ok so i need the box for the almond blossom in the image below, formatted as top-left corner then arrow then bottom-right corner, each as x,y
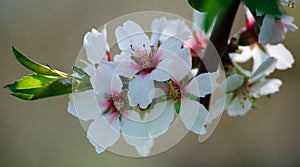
114,20 -> 190,109
224,57 -> 282,116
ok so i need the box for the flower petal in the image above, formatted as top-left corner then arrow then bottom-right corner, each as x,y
67,90 -> 100,121
266,44 -> 294,70
224,74 -> 244,92
128,74 -> 154,109
229,46 -> 252,63
150,17 -> 168,46
250,57 -> 277,83
87,114 -> 121,153
227,97 -> 252,117
252,45 -> 269,72
84,28 -> 107,65
250,78 -> 282,97
258,14 -> 275,44
205,96 -> 226,124
159,31 -> 190,54
146,102 -> 174,138
185,72 -> 219,97
94,61 -> 123,95
115,20 -> 151,51
179,98 -> 208,134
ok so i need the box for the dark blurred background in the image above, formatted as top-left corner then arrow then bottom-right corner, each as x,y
1,0 -> 300,166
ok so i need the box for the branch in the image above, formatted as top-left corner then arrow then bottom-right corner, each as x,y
198,0 -> 241,109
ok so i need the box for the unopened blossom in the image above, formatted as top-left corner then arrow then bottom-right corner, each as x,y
114,20 -> 190,109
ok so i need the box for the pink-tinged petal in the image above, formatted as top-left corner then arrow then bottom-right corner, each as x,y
250,57 -> 277,83
179,98 -> 208,134
250,78 -> 282,97
266,44 -> 295,70
114,54 -> 140,78
244,6 -> 256,28
84,28 -> 107,65
229,46 -> 252,63
94,61 -> 122,95
68,90 -> 100,121
224,74 -> 244,92
150,17 -> 168,46
87,114 -> 121,153
115,21 -> 151,51
185,72 -> 219,97
252,45 -> 269,72
227,97 -> 252,117
258,14 -> 275,44
268,21 -> 285,44
281,15 -> 298,32
128,74 -> 154,109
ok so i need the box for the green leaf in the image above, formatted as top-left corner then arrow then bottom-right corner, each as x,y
188,0 -> 233,32
243,0 -> 281,16
12,47 -> 68,77
174,100 -> 181,114
5,73 -> 92,100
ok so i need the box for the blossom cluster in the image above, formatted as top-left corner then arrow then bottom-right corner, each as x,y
68,18 -> 219,156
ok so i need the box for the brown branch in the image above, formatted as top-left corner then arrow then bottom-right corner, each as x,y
197,0 -> 241,109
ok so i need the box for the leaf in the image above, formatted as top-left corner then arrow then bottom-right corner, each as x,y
174,100 -> 181,114
243,0 -> 281,16
12,47 -> 68,77
5,74 -> 92,100
188,0 -> 233,32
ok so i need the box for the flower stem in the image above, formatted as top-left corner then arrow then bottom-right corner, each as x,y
197,0 -> 241,109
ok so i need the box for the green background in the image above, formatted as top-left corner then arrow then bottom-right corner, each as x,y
1,0 -> 300,166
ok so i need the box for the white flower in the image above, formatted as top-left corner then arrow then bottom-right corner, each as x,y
68,27 -> 110,120
225,57 -> 282,116
258,12 -> 298,45
229,43 -> 294,71
114,20 -> 190,109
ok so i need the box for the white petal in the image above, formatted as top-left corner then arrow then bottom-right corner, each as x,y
150,17 -> 168,46
179,99 -> 208,134
87,114 -> 121,153
146,102 -> 174,138
128,74 -> 154,109
68,90 -> 100,121
250,78 -> 282,97
229,46 -> 252,63
227,97 -> 252,117
258,14 -> 275,44
134,138 -> 154,157
159,31 -> 190,54
281,15 -> 298,32
150,68 -> 171,82
114,53 -> 140,78
252,45 -> 269,72
121,110 -> 154,156
225,74 -> 244,92
250,57 -> 277,83
115,20 -> 151,51
177,47 -> 192,69
84,28 -> 107,64
160,19 -> 191,42
206,96 -> 226,124
185,72 -> 219,97
94,61 -> 123,95
266,44 -> 295,70
156,54 -> 190,82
